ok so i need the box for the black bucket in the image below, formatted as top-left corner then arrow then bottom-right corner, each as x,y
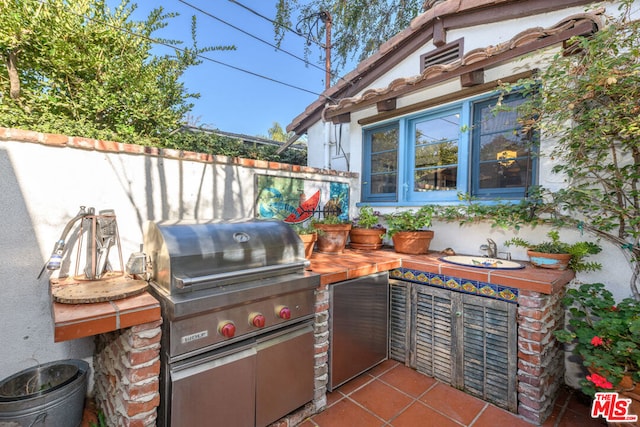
0,359 -> 88,427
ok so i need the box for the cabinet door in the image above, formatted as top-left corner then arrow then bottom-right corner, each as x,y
390,280 -> 517,412
459,294 -> 517,411
389,280 -> 411,364
413,285 -> 455,384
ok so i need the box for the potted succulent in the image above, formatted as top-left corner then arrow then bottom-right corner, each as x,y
384,205 -> 435,255
554,283 -> 640,411
289,222 -> 317,259
504,230 -> 601,272
312,214 -> 352,254
349,205 -> 386,250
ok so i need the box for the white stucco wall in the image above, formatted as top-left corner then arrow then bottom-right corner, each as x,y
302,1 -> 637,303
0,136 -> 356,382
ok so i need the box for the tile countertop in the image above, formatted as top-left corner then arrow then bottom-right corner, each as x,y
308,248 -> 575,295
51,248 -> 573,343
50,276 -> 161,343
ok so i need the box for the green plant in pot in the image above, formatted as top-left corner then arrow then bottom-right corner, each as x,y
349,205 -> 386,251
554,283 -> 640,408
289,222 -> 317,259
504,230 -> 601,272
312,212 -> 351,255
384,205 -> 435,255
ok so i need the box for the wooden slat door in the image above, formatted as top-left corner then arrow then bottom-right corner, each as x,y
389,279 -> 517,412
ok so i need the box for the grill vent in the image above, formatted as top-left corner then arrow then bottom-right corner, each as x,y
421,38 -> 463,72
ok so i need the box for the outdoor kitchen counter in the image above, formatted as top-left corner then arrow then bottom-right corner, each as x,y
308,248 -> 575,294
50,276 -> 161,342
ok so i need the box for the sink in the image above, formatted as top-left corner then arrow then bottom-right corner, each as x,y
440,255 -> 524,270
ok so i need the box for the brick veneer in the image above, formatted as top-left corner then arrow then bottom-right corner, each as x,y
517,289 -> 566,424
93,320 -> 163,427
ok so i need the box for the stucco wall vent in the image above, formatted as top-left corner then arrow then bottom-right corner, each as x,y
420,38 -> 463,72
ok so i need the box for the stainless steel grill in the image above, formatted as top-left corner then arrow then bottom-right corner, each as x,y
143,219 -> 319,427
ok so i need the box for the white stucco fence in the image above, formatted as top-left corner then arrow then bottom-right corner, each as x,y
0,132 -> 356,382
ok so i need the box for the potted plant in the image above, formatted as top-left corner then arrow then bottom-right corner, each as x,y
349,205 -> 386,250
312,214 -> 352,254
290,222 -> 317,259
384,205 -> 435,254
504,230 -> 601,272
554,283 -> 640,411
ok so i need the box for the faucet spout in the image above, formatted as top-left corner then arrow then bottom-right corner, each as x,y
486,238 -> 497,258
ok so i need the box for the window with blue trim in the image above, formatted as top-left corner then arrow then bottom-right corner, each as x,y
361,92 -> 537,204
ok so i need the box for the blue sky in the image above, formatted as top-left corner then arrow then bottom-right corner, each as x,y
110,1 -> 331,137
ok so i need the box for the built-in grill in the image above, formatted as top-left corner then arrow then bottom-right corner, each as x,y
143,219 -> 320,427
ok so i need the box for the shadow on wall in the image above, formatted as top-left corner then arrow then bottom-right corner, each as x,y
0,148 -> 93,381
107,153 -> 252,235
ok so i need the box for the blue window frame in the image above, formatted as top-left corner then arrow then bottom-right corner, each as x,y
361,91 -> 537,204
362,122 -> 399,202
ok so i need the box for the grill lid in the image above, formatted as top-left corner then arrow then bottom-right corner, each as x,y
143,219 -> 307,294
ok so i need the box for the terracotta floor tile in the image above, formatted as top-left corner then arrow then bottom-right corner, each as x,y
367,359 -> 400,378
379,365 -> 437,398
297,419 -> 317,427
350,379 -> 414,421
558,407 -> 607,427
472,405 -> 535,427
420,382 -> 486,425
326,389 -> 345,407
389,401 -> 462,427
310,398 -> 384,427
334,372 -> 375,395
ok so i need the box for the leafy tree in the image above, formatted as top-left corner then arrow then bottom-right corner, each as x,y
501,1 -> 640,299
0,0 -> 232,144
274,0 -> 423,77
267,121 -> 292,142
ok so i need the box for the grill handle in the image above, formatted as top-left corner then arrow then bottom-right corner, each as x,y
174,260 -> 310,289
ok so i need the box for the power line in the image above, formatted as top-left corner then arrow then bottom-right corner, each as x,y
177,0 -> 329,75
60,4 -> 333,100
227,0 -> 320,46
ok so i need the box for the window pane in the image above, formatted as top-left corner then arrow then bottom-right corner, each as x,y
371,173 -> 397,194
416,114 -> 459,143
371,151 -> 397,173
416,141 -> 458,168
478,157 -> 533,189
478,131 -> 530,162
364,125 -> 399,201
372,128 -> 399,152
472,94 -> 537,197
413,113 -> 459,193
415,166 -> 458,191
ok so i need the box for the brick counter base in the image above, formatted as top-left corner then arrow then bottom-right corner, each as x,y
94,320 -> 162,427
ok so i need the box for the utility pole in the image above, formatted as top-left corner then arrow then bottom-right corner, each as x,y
320,11 -> 332,90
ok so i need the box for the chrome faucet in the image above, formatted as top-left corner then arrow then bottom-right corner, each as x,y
480,238 -> 498,258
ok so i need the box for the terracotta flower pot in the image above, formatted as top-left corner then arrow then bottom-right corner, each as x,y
527,250 -> 572,270
298,232 -> 317,259
349,228 -> 386,251
391,230 -> 434,255
313,223 -> 352,254
611,375 -> 640,427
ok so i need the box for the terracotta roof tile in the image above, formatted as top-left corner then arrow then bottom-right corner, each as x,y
286,0 -> 601,134
324,10 -> 603,117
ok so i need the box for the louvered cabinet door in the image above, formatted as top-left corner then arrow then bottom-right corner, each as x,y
389,280 -> 411,364
459,294 -> 518,412
413,285 -> 454,384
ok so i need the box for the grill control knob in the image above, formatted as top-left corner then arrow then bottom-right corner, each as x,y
276,306 -> 291,320
250,313 -> 266,328
218,321 -> 236,338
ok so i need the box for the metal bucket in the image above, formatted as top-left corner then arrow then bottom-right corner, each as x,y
0,359 -> 88,427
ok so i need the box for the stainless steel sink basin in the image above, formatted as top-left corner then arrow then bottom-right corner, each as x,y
440,255 -> 524,270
